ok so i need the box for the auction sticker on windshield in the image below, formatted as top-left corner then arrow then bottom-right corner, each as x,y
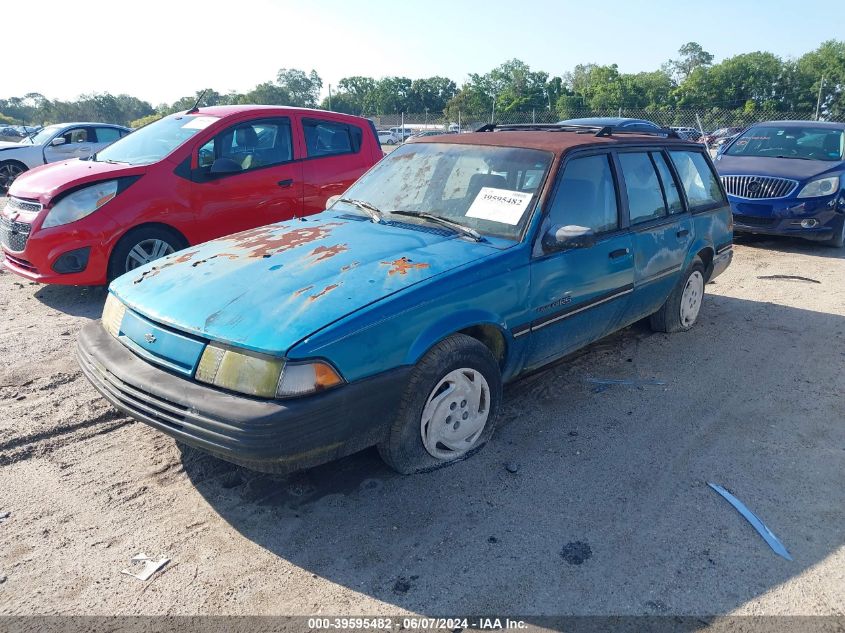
181,116 -> 219,130
465,187 -> 533,225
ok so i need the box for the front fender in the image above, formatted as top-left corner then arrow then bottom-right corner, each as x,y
405,309 -> 508,366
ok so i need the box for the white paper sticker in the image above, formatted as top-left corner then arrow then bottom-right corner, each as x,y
465,187 -> 533,225
182,116 -> 219,130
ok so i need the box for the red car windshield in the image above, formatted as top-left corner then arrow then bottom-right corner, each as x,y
94,113 -> 220,166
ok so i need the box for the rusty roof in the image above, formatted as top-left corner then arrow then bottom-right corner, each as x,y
409,130 -> 698,155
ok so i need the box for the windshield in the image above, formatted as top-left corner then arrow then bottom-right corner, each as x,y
726,125 -> 844,161
29,125 -> 62,145
94,113 -> 220,165
336,142 -> 553,240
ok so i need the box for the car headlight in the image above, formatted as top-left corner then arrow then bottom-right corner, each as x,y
797,176 -> 840,199
42,180 -> 118,228
195,343 -> 343,399
102,293 -> 127,338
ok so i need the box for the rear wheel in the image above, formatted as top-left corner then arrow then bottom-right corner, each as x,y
108,226 -> 187,281
650,258 -> 707,333
0,161 -> 27,192
378,334 -> 502,474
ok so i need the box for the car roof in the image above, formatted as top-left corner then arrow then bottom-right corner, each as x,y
408,129 -> 696,155
190,105 -> 369,121
753,120 -> 845,130
43,122 -> 130,129
558,117 -> 659,127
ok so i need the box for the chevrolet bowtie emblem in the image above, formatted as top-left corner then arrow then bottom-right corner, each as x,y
144,333 -> 156,343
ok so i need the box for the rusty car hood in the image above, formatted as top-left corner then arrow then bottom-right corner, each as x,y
109,213 -> 501,355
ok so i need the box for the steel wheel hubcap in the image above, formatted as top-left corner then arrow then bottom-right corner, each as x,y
680,270 -> 704,327
420,368 -> 490,460
125,239 -> 175,271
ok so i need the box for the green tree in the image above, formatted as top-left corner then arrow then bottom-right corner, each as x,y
796,40 -> 845,117
276,69 -> 322,107
669,42 -> 714,82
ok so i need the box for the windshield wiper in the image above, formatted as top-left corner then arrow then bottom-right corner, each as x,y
337,198 -> 384,223
774,155 -> 811,160
391,210 -> 485,242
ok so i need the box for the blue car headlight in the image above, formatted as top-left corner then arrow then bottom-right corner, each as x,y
796,176 -> 839,199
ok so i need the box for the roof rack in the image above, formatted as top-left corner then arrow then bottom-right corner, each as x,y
474,122 -> 680,139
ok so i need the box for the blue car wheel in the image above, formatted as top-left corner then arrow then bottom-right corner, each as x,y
378,333 -> 502,474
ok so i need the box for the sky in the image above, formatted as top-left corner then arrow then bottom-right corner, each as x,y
4,0 -> 844,105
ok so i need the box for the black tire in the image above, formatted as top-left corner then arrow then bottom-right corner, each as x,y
108,226 -> 187,281
0,160 -> 27,192
378,333 -> 502,474
650,257 -> 707,334
826,215 -> 845,248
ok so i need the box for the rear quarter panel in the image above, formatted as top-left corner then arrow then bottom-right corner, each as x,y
688,204 -> 733,276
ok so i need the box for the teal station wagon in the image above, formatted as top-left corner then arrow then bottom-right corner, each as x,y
78,123 -> 733,474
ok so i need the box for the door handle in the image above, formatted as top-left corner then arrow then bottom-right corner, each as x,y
277,179 -> 294,188
609,248 -> 630,259
677,229 -> 690,238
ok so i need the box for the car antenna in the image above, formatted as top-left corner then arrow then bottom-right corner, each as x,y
185,90 -> 207,115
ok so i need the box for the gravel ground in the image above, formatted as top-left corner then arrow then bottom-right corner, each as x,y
0,235 -> 843,617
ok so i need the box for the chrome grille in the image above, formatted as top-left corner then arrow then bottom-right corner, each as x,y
0,215 -> 31,251
720,175 -> 797,200
5,196 -> 43,213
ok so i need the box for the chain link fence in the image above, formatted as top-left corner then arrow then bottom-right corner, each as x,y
368,107 -> 837,135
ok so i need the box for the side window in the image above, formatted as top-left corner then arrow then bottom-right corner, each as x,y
198,118 -> 292,172
547,154 -> 618,233
668,150 -> 726,210
303,119 -> 362,157
61,128 -> 89,144
94,127 -> 121,144
619,152 -> 667,225
650,151 -> 683,214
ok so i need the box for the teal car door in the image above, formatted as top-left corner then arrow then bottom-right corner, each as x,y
523,151 -> 635,370
617,149 -> 692,320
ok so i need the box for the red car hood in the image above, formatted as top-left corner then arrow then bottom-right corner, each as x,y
9,159 -> 147,206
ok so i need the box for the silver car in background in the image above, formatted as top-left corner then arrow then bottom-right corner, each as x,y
0,122 -> 131,191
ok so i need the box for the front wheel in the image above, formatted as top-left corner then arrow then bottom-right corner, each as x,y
0,161 -> 27,192
108,226 -> 187,281
378,334 -> 502,474
650,258 -> 707,333
826,216 -> 845,248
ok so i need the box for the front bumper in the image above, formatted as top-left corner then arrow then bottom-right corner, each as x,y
77,321 -> 410,473
729,194 -> 843,241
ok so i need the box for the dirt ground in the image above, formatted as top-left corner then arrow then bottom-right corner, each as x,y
0,235 -> 843,618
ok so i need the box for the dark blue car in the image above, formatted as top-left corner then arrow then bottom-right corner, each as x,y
715,121 -> 845,247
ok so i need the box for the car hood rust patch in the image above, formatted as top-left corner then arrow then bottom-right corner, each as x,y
110,214 -> 499,355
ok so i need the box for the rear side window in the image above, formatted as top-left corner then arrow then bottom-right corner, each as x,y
303,119 -> 362,157
619,152 -> 667,225
547,154 -> 618,233
94,127 -> 121,143
651,152 -> 684,214
669,151 -> 726,210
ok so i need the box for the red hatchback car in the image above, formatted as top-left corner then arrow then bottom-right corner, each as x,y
0,106 -> 382,285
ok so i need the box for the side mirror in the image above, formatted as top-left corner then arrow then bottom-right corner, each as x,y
542,224 -> 596,252
50,137 -> 66,146
325,194 -> 341,210
209,157 -> 242,174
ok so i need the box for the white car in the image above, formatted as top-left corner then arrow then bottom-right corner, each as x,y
377,130 -> 400,145
388,126 -> 415,142
0,122 -> 131,191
